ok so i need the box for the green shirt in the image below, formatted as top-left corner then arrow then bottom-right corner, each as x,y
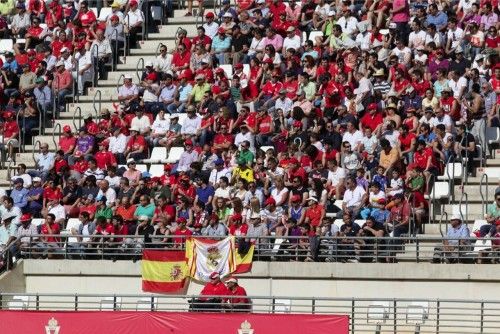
95,207 -> 113,220
487,204 -> 500,218
299,81 -> 316,101
0,0 -> 14,16
190,83 -> 211,103
238,150 -> 254,166
134,203 -> 156,218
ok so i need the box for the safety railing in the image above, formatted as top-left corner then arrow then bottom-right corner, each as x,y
459,191 -> 469,223
136,57 -> 144,81
1,293 -> 500,334
36,89 -> 51,135
93,89 -> 102,121
116,73 -> 125,93
15,110 -> 24,153
52,75 -> 60,121
10,235 -> 500,264
31,140 -> 41,168
51,123 -> 61,153
91,44 -> 99,89
174,27 -> 183,48
479,173 -> 489,217
74,61 -> 80,103
72,106 -> 83,130
438,212 -> 448,237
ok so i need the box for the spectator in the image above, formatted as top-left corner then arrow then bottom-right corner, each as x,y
433,215 -> 470,263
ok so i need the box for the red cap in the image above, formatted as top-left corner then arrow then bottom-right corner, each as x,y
263,58 -> 273,64
63,125 -> 71,133
232,213 -> 243,221
74,151 -> 83,158
218,27 -> 226,34
27,49 -> 36,56
291,194 -> 301,202
98,140 -> 109,147
215,67 -> 225,74
163,164 -> 172,171
110,14 -> 119,21
209,213 -> 219,221
292,120 -> 302,128
177,217 -> 187,224
289,157 -> 299,164
368,103 -> 377,111
184,139 -> 193,146
495,220 -> 500,226
265,197 -> 276,206
146,72 -> 157,81
377,198 -> 387,204
3,111 -> 13,118
129,0 -> 138,6
20,213 -> 32,222
205,11 -> 215,18
234,63 -> 243,69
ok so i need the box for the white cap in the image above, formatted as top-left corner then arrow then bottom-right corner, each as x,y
124,73 -> 133,79
223,12 -> 233,18
55,60 -> 65,67
169,114 -> 179,120
145,60 -> 153,67
450,214 -> 462,221
126,158 -> 135,164
388,22 -> 397,29
32,177 -> 42,182
138,215 -> 149,221
328,10 -> 335,16
226,277 -> 238,284
60,47 -> 69,53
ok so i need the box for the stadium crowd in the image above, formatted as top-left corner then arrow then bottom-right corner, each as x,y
0,0 -> 499,265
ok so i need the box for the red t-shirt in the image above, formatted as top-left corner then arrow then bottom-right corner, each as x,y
226,286 -> 250,304
40,222 -> 60,242
172,51 -> 191,68
95,151 -> 117,169
59,136 -> 77,152
27,26 -> 43,38
44,186 -> 63,202
257,114 -> 272,134
71,160 -> 89,174
4,121 -> 19,138
174,228 -> 193,243
282,80 -> 298,99
261,81 -> 283,96
213,133 -> 234,147
398,132 -> 416,151
200,281 -> 230,298
412,80 -> 431,97
126,135 -> 147,151
360,112 -> 383,131
229,223 -> 249,236
79,10 -> 97,26
413,147 -> 434,170
54,158 -> 68,173
305,204 -> 324,227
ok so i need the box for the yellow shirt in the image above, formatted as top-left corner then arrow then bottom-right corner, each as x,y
232,167 -> 254,183
0,0 -> 14,15
190,83 -> 210,103
379,148 -> 399,170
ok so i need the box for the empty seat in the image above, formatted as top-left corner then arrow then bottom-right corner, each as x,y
354,219 -> 367,228
149,164 -> 165,177
424,182 -> 449,200
473,239 -> 492,253
135,164 -> 148,173
165,147 -> 184,163
31,218 -> 45,226
406,301 -> 429,323
142,147 -> 167,163
437,163 -> 463,181
477,167 -> 500,179
100,297 -> 122,311
333,219 -> 344,230
219,64 -> 233,78
0,39 -> 13,52
98,7 -> 112,21
367,301 -> 390,323
8,295 -> 30,310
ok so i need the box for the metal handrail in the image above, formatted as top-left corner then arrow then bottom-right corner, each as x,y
37,90 -> 47,135
74,61 -> 80,103
479,173 -> 489,217
116,73 -> 125,93
52,123 -> 61,153
136,57 -> 144,82
427,173 -> 436,226
91,43 -> 99,89
15,109 -> 24,153
31,140 -> 41,168
72,106 -> 82,130
438,211 -> 448,237
458,192 -> 469,223
142,2 -> 147,41
174,27 -> 182,48
52,74 -> 60,121
93,89 -> 102,121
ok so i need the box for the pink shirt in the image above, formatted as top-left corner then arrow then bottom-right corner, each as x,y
392,0 -> 409,23
263,34 -> 284,51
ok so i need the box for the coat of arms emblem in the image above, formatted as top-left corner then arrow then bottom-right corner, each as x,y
170,264 -> 183,280
238,320 -> 254,334
207,245 -> 222,269
45,317 -> 60,334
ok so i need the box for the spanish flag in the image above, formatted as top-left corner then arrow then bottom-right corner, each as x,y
141,250 -> 188,293
234,243 -> 255,274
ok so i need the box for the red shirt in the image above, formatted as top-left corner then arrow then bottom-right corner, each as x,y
398,132 -> 416,152
288,167 -> 307,184
126,135 -> 147,152
173,228 -> 193,243
44,186 -> 63,202
282,80 -> 298,99
173,184 -> 196,204
59,136 -> 76,153
226,286 -> 250,304
413,147 -> 434,170
40,222 -> 60,242
394,78 -> 410,94
229,223 -> 249,236
54,158 -> 68,173
4,121 -> 19,138
412,80 -> 431,97
213,133 -> 234,147
115,204 -> 137,221
261,81 -> 283,96
305,204 -> 324,227
95,151 -> 117,169
360,112 -> 383,131
85,121 -> 99,136
257,114 -> 272,134
27,26 -> 44,38
191,35 -> 212,50
96,223 -> 114,235
172,51 -> 191,68
78,10 -> 97,26
79,204 -> 97,217
71,160 -> 89,174
200,281 -> 230,298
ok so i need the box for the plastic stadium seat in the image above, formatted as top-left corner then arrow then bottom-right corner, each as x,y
406,301 -> 429,323
354,220 -> 367,228
243,64 -> 250,77
477,167 -> 500,179
177,113 -> 188,125
473,239 -> 492,253
219,64 -> 233,78
100,297 -> 122,311
142,147 -> 167,163
437,163 -> 463,181
165,147 -> 184,163
0,39 -> 13,52
274,299 -> 291,313
136,297 -> 158,311
8,296 -> 30,310
135,164 -> 148,173
151,6 -> 163,20
149,164 -> 164,177
424,182 -> 449,200
470,220 -> 488,237
98,7 -> 112,21
367,301 -> 390,323
31,218 -> 44,226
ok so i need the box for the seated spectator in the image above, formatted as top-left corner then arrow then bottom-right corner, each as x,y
433,215 -> 471,263
34,214 -> 61,259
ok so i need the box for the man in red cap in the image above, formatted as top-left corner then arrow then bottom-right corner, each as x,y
225,277 -> 250,312
203,11 -> 219,39
173,217 -> 192,246
58,125 -> 76,158
173,173 -> 196,204
15,213 -> 38,253
176,138 -> 199,173
255,70 -> 284,109
191,272 -> 230,311
212,27 -> 231,65
191,26 -> 212,52
360,103 -> 383,133
95,141 -> 117,170
285,157 -> 306,187
124,0 -> 143,49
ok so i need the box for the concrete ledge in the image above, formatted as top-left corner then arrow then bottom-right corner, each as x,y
23,260 -> 500,282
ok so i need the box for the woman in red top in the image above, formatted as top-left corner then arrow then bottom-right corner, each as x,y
303,197 -> 325,227
173,217 -> 193,246
172,43 -> 191,75
247,57 -> 262,99
402,108 -> 418,133
398,124 -> 416,164
43,180 -> 63,208
45,1 -> 63,29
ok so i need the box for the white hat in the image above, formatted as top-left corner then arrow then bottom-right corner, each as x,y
328,10 -> 335,16
256,0 -> 265,4
124,73 -> 133,79
223,12 -> 233,18
388,22 -> 397,29
55,60 -> 65,67
226,277 -> 238,284
475,54 -> 484,61
126,158 -> 135,164
138,215 -> 149,221
169,114 -> 179,120
450,214 -> 462,221
145,60 -> 153,67
60,47 -> 69,53
308,196 -> 318,202
32,177 -> 42,182
372,40 -> 383,48
129,126 -> 140,132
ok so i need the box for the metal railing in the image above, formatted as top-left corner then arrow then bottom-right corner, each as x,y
93,89 -> 102,121
1,293 -> 500,333
479,173 -> 489,217
136,57 -> 145,81
72,106 -> 83,130
10,234 -> 500,264
15,110 -> 24,153
116,73 -> 125,93
91,44 -> 99,89
51,123 -> 61,152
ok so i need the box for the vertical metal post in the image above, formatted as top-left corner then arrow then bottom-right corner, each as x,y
351,299 -> 355,334
416,238 -> 420,263
113,295 -> 117,311
75,294 -> 78,311
436,300 -> 440,334
393,299 -> 397,333
36,294 -> 39,310
151,296 -> 155,311
311,298 -> 315,314
480,301 -> 484,333
271,297 -> 275,313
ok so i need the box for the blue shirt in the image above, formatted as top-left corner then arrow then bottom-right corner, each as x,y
211,35 -> 232,53
27,187 -> 44,211
426,12 -> 448,30
178,83 -> 193,103
418,132 -> 437,144
446,223 -> 470,245
196,185 -> 215,205
11,187 -> 29,209
2,60 -> 18,73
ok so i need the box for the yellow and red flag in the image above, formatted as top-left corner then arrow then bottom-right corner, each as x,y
234,243 -> 255,274
141,250 -> 188,293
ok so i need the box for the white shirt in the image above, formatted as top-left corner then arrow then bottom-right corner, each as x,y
203,21 -> 220,39
109,133 -> 127,154
430,114 -> 453,129
327,167 -> 346,187
448,76 -> 467,99
118,84 -> 139,99
126,8 -> 144,27
49,204 -> 66,221
131,115 -> 151,133
181,115 -> 202,135
355,32 -> 371,51
155,53 -> 173,73
234,132 -> 255,152
382,130 -> 400,148
343,186 -> 366,207
360,135 -> 378,154
96,187 -> 117,206
142,84 -> 159,103
151,117 -> 170,135
342,130 -> 363,148
209,167 -> 232,186
274,97 -> 293,117
425,32 -> 443,48
61,55 -> 75,71
337,16 -> 358,36
283,35 -> 301,52
75,51 -> 93,74
105,175 -> 121,189
447,28 -> 464,49
408,30 -> 427,50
